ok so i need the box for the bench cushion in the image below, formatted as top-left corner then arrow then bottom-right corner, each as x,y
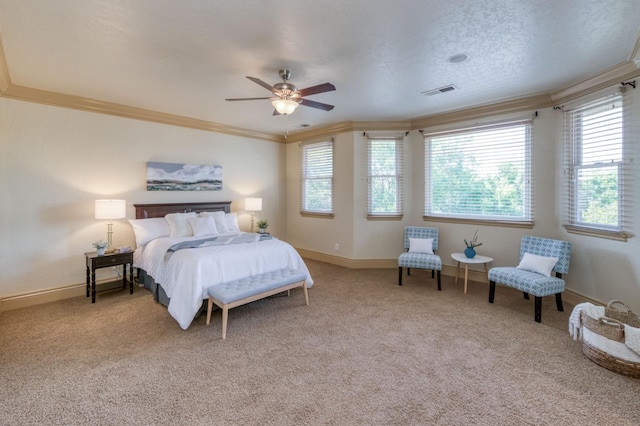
207,269 -> 307,305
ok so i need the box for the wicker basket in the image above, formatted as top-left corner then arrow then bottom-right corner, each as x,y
581,311 -> 640,378
605,300 -> 640,328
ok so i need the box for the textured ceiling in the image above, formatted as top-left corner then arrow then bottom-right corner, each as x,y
0,0 -> 639,136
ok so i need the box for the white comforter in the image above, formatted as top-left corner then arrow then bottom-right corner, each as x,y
134,232 -> 313,329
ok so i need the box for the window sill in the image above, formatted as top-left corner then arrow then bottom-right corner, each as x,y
300,212 -> 334,219
423,216 -> 534,228
367,214 -> 403,221
564,225 -> 629,242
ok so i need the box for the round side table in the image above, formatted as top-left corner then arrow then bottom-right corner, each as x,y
450,252 -> 493,294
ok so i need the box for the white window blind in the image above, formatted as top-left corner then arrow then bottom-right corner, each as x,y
424,120 -> 533,222
367,137 -> 404,217
300,139 -> 334,215
563,90 -> 633,239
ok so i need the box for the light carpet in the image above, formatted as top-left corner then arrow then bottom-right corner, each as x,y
1,260 -> 638,425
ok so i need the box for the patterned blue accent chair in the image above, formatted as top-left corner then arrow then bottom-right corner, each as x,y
488,236 -> 572,323
398,226 -> 442,290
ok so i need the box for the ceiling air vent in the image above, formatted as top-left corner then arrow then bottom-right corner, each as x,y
421,84 -> 457,96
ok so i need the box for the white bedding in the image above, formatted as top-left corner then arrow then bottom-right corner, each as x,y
134,232 -> 313,329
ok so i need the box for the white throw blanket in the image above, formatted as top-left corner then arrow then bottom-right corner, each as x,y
625,324 -> 640,356
568,302 -> 604,341
568,302 -> 640,356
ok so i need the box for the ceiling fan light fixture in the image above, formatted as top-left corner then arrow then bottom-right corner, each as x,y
272,98 -> 299,115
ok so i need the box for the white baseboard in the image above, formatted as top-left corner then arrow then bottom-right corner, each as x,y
0,283 -> 86,312
297,248 -> 603,307
0,250 -> 601,311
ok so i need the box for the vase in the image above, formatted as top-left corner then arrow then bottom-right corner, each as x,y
464,247 -> 476,259
97,247 -> 106,256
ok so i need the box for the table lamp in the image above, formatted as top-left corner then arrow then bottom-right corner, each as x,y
95,199 -> 126,253
245,197 -> 262,232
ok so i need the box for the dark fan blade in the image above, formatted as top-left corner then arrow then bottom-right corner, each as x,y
246,76 -> 275,92
300,98 -> 334,111
272,109 -> 282,116
225,97 -> 273,101
297,82 -> 336,97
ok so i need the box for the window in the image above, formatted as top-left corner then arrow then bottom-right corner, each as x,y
563,91 -> 631,240
424,120 -> 532,223
300,139 -> 334,216
367,137 -> 403,217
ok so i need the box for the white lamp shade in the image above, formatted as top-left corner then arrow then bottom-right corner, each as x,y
245,197 -> 262,212
95,199 -> 126,219
271,99 -> 299,115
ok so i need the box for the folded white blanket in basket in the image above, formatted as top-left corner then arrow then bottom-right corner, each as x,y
568,302 -> 605,341
625,325 -> 640,356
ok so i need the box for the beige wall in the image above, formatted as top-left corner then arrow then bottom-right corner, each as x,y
285,133 -> 355,259
0,98 -> 284,299
2,86 -> 639,312
285,99 -> 640,311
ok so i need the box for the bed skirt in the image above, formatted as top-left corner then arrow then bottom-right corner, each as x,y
137,268 -> 170,306
137,268 -> 209,317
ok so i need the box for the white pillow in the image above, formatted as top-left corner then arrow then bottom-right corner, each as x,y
408,238 -> 434,254
165,212 -> 196,237
200,211 -> 228,233
188,216 -> 219,237
224,212 -> 240,232
128,218 -> 171,247
517,252 -> 559,277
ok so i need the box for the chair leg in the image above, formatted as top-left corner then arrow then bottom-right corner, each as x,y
407,267 -> 411,276
489,281 -> 495,303
431,270 -> 435,279
534,297 -> 542,323
398,267 -> 403,286
523,292 -> 530,300
555,293 -> 564,312
436,270 -> 441,291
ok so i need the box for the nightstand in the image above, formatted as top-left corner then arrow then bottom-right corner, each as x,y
85,251 -> 134,303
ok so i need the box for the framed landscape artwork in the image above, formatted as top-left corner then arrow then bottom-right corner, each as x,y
146,162 -> 223,191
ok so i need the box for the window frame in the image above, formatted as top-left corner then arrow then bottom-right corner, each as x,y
366,136 -> 404,219
423,119 -> 533,226
563,91 -> 630,241
300,139 -> 335,218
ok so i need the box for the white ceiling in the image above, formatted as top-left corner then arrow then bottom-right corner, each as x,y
0,0 -> 639,136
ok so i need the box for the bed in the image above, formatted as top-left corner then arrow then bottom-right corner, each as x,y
131,201 -> 313,329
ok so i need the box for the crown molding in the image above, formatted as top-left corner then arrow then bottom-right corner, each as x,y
0,37 -> 11,93
0,35 -> 283,142
410,94 -> 553,129
630,31 -> 640,68
2,30 -> 639,143
285,120 -> 412,143
285,121 -> 355,143
2,84 -> 284,142
550,60 -> 640,105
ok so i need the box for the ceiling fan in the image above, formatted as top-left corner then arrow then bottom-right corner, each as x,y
225,69 -> 335,115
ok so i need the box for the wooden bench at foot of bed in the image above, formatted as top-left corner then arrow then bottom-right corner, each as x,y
206,269 -> 309,339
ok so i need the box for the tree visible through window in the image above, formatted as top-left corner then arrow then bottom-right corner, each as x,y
565,93 -> 625,232
367,137 -> 403,217
425,121 -> 532,222
301,140 -> 334,215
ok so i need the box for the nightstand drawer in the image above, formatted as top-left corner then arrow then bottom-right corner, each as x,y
85,251 -> 134,303
93,253 -> 131,267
